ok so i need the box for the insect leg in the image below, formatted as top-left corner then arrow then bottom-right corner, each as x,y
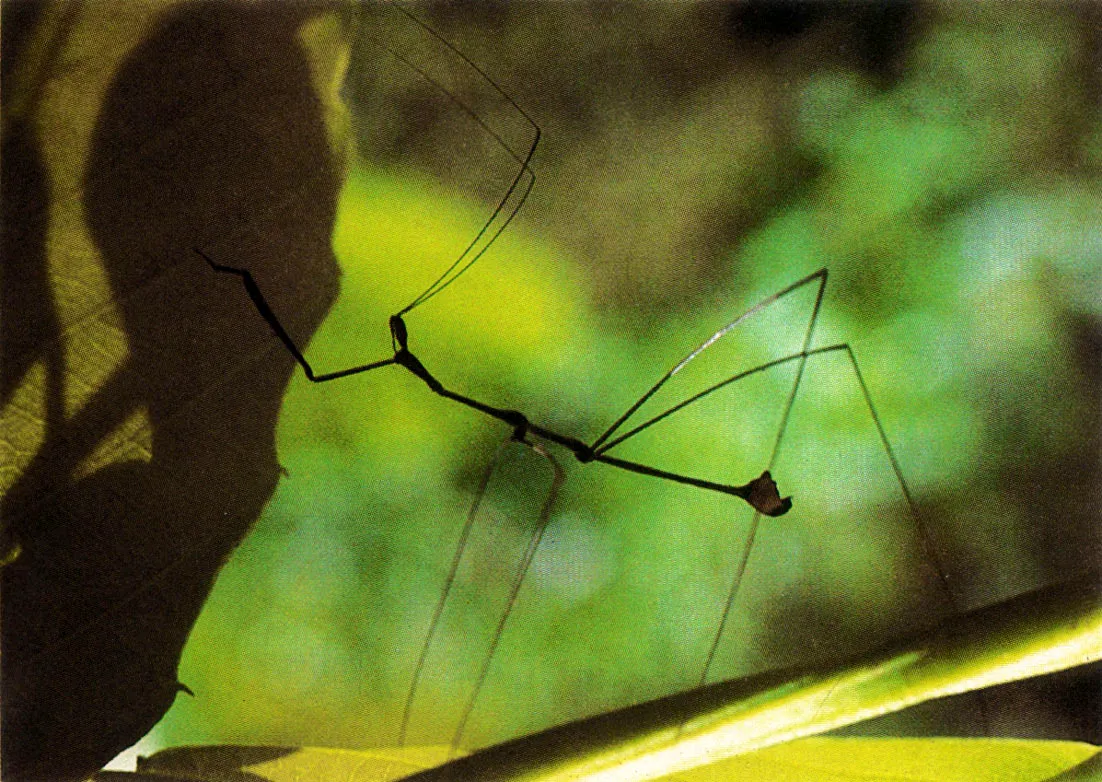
449,438 -> 564,753
590,268 -> 828,456
558,269 -> 828,516
195,249 -> 396,382
693,342 -> 956,689
398,436 -> 514,746
397,431 -> 563,751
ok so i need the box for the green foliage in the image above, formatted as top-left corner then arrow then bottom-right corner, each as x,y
5,2 -> 1098,780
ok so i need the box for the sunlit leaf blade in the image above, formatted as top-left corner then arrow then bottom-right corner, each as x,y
394,572 -> 1100,781
121,738 -> 1098,782
131,745 -> 452,781
686,738 -> 1099,782
131,576 -> 1100,782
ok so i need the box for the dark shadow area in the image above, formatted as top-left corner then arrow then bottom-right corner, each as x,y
1,0 -> 80,560
135,745 -> 298,782
2,3 -> 343,779
841,658 -> 1102,745
92,773 -> 208,782
726,1 -> 919,83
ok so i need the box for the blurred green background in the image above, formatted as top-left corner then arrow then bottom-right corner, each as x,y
147,0 -> 1099,762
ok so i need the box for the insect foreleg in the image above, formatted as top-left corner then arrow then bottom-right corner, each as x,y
196,249 -> 396,382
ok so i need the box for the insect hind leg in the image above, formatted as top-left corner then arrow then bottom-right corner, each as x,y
399,433 -> 564,752
825,341 -> 955,606
695,340 -> 957,689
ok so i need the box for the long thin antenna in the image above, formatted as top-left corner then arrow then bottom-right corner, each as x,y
375,44 -> 537,315
358,4 -> 542,316
389,6 -> 540,314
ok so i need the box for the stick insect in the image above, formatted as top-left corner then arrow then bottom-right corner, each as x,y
197,3 -> 959,753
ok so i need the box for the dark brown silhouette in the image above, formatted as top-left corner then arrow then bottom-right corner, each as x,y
2,4 -> 343,778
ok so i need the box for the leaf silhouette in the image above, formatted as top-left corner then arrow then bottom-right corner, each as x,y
1,3 -> 351,779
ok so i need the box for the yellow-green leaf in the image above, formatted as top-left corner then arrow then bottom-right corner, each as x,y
122,738 -> 1099,782
402,573 -> 1101,781
131,745 -> 452,781
685,738 -> 1099,782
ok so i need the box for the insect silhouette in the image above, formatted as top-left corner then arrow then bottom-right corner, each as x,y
197,4 -> 956,753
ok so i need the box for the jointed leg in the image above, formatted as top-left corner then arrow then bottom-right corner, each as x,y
694,341 -> 955,689
195,249 -> 396,382
449,438 -> 563,753
398,430 -> 564,751
397,436 -> 514,746
591,268 -> 828,455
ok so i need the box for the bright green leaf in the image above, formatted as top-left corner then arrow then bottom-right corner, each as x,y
131,745 -> 452,781
371,573 -> 1099,781
687,738 -> 1099,782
